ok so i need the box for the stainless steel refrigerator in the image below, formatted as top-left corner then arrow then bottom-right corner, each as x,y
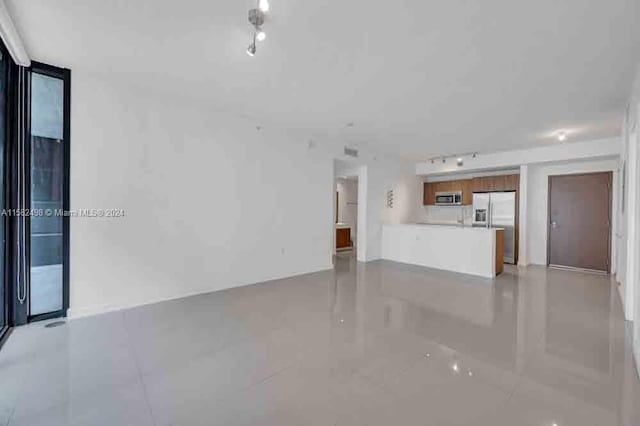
472,191 -> 516,264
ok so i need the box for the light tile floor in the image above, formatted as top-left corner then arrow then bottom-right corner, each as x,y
1,253 -> 639,425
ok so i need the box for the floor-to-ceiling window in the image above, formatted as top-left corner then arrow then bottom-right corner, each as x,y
0,54 -> 70,332
29,71 -> 65,317
24,63 -> 69,322
0,47 -> 70,346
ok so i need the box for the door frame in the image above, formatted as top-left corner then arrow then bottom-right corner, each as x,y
546,171 -> 612,273
0,39 -> 13,347
23,62 -> 71,323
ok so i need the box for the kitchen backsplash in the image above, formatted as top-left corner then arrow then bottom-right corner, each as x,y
418,205 -> 473,224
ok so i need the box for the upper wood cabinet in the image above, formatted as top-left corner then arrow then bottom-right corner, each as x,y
503,174 -> 520,190
423,182 -> 435,205
423,179 -> 474,205
423,175 -> 519,205
461,179 -> 473,205
472,174 -> 519,192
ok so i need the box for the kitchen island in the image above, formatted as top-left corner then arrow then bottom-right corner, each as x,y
381,224 -> 504,278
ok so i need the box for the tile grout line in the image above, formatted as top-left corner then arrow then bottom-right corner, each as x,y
505,329 -> 547,402
120,310 -> 159,426
118,309 -> 294,425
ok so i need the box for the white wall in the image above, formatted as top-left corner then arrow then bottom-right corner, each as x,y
617,128 -> 629,309
360,159 -> 422,261
622,60 -> 640,374
623,132 -> 638,321
70,71 -> 340,317
70,71 -> 421,318
416,138 -> 620,175
525,158 -> 619,267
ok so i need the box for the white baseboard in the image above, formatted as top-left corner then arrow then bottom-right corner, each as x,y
67,264 -> 334,320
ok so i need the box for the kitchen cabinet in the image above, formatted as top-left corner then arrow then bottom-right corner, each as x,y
336,227 -> 351,249
461,179 -> 473,205
423,179 -> 474,205
503,174 -> 520,190
472,174 -> 519,192
423,173 -> 519,263
423,182 -> 437,205
495,229 -> 504,275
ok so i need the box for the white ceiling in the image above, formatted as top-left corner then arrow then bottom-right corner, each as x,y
7,0 -> 640,160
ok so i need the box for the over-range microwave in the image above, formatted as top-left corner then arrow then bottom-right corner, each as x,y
435,191 -> 462,206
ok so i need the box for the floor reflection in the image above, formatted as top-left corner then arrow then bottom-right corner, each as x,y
330,252 -> 638,425
1,252 -> 638,426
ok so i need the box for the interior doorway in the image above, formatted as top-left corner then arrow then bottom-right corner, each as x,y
333,159 -> 362,262
548,171 -> 612,273
335,176 -> 358,253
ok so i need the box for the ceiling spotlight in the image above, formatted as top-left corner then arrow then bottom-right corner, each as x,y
557,132 -> 567,141
456,157 -> 463,166
246,42 -> 256,56
259,0 -> 270,12
256,29 -> 266,41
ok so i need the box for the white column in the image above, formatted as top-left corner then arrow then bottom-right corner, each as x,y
357,166 -> 368,262
518,165 -> 529,266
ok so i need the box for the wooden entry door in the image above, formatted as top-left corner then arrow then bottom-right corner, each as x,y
548,172 -> 612,272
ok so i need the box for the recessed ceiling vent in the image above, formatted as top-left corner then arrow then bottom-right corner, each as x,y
344,147 -> 358,158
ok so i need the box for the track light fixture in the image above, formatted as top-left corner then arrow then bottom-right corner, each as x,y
427,152 -> 478,167
247,0 -> 268,56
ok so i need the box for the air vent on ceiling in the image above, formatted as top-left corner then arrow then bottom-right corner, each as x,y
344,147 -> 358,158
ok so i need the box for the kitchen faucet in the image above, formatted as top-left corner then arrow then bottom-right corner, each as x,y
457,206 -> 464,225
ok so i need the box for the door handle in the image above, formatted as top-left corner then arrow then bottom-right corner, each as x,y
551,221 -> 558,228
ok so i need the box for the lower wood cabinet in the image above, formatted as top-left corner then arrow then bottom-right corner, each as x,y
336,227 -> 351,249
495,229 -> 504,275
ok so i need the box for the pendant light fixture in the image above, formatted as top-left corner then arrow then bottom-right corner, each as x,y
247,0 -> 269,56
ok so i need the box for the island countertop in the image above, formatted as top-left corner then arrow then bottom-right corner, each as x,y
402,223 -> 504,231
381,223 -> 504,278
